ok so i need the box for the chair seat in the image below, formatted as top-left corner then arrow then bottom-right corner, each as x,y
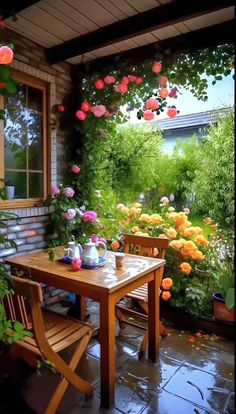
20,310 -> 92,356
126,283 -> 148,302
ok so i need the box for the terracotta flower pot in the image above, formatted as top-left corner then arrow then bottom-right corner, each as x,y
212,292 -> 235,322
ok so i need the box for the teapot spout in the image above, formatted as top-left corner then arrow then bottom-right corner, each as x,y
77,243 -> 83,257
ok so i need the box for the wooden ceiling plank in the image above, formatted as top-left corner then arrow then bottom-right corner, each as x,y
45,0 -> 99,32
81,20 -> 234,72
152,25 -> 181,40
38,1 -> 85,35
64,0 -> 117,26
183,7 -> 234,31
19,5 -> 80,41
95,0 -> 128,19
125,0 -> 160,13
45,0 -> 234,63
0,0 -> 41,20
6,14 -> 62,46
109,0 -> 137,16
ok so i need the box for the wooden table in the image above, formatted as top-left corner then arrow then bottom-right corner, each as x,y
6,248 -> 165,409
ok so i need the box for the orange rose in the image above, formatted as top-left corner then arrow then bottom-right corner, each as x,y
132,226 -> 140,233
169,240 -> 182,250
161,277 -> 173,290
180,262 -> 192,275
204,217 -> 214,226
191,250 -> 205,260
162,291 -> 171,301
165,228 -> 177,239
111,240 -> 120,250
139,214 -> 150,222
195,235 -> 209,246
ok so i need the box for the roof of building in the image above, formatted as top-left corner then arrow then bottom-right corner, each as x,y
148,107 -> 232,131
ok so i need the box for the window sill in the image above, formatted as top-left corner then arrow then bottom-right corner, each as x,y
0,198 -> 45,209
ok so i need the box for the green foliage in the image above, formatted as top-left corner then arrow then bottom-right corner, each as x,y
192,110 -> 234,233
108,125 -> 163,201
211,238 -> 234,309
147,135 -> 201,211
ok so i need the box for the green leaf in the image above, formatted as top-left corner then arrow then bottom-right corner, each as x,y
225,288 -> 235,309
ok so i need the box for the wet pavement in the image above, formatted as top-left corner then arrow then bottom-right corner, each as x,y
23,299 -> 234,414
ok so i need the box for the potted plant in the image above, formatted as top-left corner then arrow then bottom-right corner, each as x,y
212,239 -> 234,322
5,181 -> 15,200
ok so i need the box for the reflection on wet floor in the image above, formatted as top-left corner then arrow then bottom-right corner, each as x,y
23,299 -> 234,414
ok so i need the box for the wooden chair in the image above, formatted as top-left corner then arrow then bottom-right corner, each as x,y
115,234 -> 169,358
3,276 -> 94,414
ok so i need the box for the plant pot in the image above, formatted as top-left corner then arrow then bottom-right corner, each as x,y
5,185 -> 15,200
212,292 -> 235,322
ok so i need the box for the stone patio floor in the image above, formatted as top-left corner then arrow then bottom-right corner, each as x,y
22,299 -> 234,414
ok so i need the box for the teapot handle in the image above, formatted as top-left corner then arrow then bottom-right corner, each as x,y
65,247 -> 73,258
96,241 -> 107,256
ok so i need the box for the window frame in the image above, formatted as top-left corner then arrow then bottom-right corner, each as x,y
0,69 -> 50,208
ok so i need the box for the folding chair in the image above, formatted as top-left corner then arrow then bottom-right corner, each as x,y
3,276 -> 94,414
115,234 -> 169,358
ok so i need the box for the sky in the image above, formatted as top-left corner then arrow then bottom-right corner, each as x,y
127,73 -> 234,124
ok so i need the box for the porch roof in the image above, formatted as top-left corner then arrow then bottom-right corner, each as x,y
2,0 -> 234,66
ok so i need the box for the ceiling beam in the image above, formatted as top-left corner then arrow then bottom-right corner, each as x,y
45,0 -> 234,64
0,0 -> 40,20
80,20 -> 234,73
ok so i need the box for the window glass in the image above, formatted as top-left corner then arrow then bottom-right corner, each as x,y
4,80 -> 45,199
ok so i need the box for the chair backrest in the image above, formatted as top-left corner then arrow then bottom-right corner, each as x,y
123,234 -> 169,259
3,276 -> 45,337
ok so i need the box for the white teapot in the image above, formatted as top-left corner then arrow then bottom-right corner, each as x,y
64,236 -> 83,260
81,238 -> 106,266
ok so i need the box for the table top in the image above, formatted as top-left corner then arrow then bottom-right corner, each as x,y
6,248 -> 165,294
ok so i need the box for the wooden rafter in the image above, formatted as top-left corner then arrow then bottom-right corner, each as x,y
0,0 -> 40,20
79,20 -> 235,74
45,0 -> 234,64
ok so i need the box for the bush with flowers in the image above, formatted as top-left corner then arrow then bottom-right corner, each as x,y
44,165 -> 104,251
99,196 -> 223,318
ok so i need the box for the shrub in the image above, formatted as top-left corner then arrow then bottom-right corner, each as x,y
192,110 -> 234,233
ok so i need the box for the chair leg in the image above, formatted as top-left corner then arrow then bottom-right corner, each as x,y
115,307 -> 128,329
138,321 -> 167,359
45,333 -> 93,414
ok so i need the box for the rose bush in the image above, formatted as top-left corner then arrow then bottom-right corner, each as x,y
98,196 -> 222,317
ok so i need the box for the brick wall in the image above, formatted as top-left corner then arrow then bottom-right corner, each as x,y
1,29 -> 73,263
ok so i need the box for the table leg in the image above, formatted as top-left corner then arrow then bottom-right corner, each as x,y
148,268 -> 162,362
66,295 -> 87,321
99,296 -> 116,408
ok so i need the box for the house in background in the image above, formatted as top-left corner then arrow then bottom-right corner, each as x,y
149,107 -> 232,153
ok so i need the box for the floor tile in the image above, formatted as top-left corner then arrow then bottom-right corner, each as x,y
141,389 -> 213,414
164,364 -> 233,413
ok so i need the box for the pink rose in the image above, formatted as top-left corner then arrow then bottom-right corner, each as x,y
160,196 -> 169,205
57,104 -> 65,112
116,203 -> 125,210
71,258 -> 82,270
167,107 -> 177,118
71,165 -> 80,174
81,101 -> 91,112
91,105 -> 106,117
183,207 -> 190,215
128,75 -> 137,82
135,77 -> 143,84
91,234 -> 99,243
64,209 -> 76,221
169,88 -> 177,98
159,88 -> 169,99
64,187 -> 75,197
51,185 -> 60,196
99,237 -> 107,244
0,45 -> 14,64
159,76 -> 168,86
152,62 -> 162,74
119,83 -> 128,93
104,75 -> 116,85
75,110 -> 87,121
82,211 -> 97,222
143,110 -> 154,121
95,79 -> 105,89
121,76 -> 130,85
146,98 -> 159,110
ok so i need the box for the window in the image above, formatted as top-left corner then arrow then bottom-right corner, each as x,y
0,70 -> 49,207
